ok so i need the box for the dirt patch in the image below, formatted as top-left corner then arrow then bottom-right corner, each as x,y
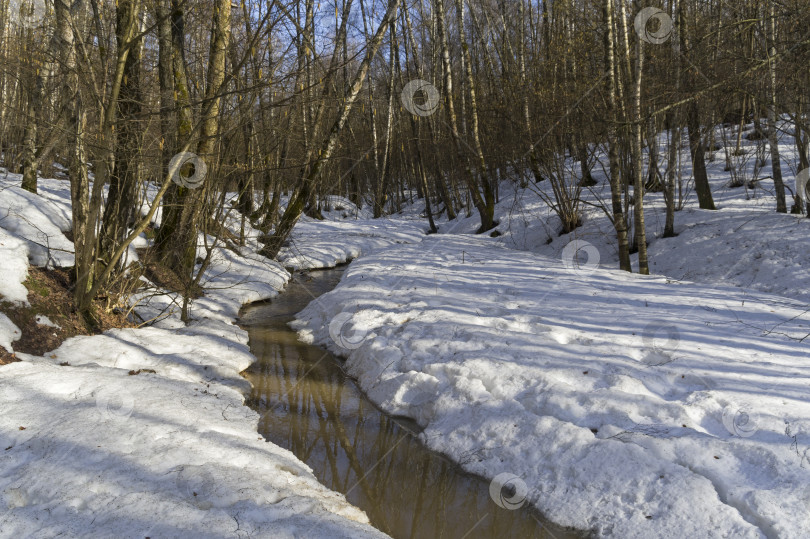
1,266 -> 135,358
0,347 -> 18,365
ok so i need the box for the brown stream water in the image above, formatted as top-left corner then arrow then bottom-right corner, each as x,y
240,268 -> 581,539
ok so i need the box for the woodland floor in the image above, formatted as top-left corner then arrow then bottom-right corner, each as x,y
2,120 -> 810,537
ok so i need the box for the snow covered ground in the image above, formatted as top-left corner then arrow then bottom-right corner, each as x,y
277,215 -> 426,270
0,177 -> 74,268
433,118 -> 810,302
289,121 -> 810,537
3,115 -> 810,537
0,342 -> 384,538
0,175 -> 422,538
294,234 -> 810,538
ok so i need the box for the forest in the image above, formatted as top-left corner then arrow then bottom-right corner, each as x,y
1,0 -> 807,319
1,1 -> 810,538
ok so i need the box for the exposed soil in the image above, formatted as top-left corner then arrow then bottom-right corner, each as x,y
0,347 -> 17,365
0,266 -> 135,362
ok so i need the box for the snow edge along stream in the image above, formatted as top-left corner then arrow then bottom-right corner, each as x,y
0,229 -> 404,538
292,234 -> 810,539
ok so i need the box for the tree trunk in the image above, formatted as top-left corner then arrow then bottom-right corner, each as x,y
56,0 -> 94,317
663,0 -> 680,238
260,0 -> 401,259
399,6 -> 436,233
645,119 -> 662,191
154,0 -> 195,261
680,3 -> 716,211
159,0 -> 230,299
767,2 -> 786,213
632,38 -> 649,275
402,1 -> 454,222
435,0 -> 490,232
664,119 -> 679,238
603,0 -> 631,271
519,0 -> 544,183
99,0 -> 144,271
156,0 -> 176,171
453,0 -> 495,232
374,21 -> 397,218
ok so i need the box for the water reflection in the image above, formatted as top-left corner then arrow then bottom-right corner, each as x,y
240,269 -> 580,539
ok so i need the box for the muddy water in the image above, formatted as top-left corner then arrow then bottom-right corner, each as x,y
240,268 -> 580,539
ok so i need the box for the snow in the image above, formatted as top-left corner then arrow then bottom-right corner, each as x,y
285,119 -> 810,537
34,315 -> 59,329
0,227 -> 29,305
277,216 -> 426,269
0,174 -> 403,537
0,360 -> 384,538
0,314 -> 20,354
293,235 -> 810,537
0,181 -> 74,267
317,195 -> 374,220
461,118 -> 810,304
131,245 -> 291,329
4,116 -> 810,537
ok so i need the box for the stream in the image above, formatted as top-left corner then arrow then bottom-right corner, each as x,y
239,267 -> 580,539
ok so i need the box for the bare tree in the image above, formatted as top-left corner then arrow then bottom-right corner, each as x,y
260,0 -> 402,258
603,0 -> 631,271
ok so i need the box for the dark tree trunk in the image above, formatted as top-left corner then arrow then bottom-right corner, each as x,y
100,0 -> 144,270
686,104 -> 716,210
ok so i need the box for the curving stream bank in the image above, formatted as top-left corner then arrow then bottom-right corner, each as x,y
239,268 -> 578,539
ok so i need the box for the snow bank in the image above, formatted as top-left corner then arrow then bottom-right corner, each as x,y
422,118 -> 810,304
0,314 -> 20,354
293,235 -> 810,538
132,245 -> 290,329
278,217 -> 426,269
0,359 -> 384,538
0,226 -> 28,354
0,228 -> 29,305
0,177 -> 74,267
318,195 -> 374,220
0,174 -> 395,537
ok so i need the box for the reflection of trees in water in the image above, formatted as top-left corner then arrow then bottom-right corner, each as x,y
245,323 -> 566,539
